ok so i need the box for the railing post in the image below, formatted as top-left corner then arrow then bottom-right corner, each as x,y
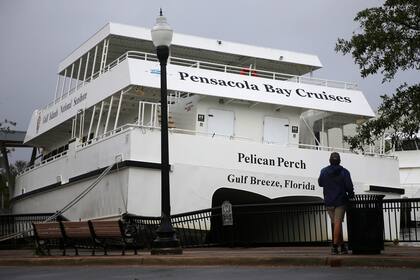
222,201 -> 233,226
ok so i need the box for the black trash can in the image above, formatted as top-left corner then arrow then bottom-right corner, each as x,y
346,194 -> 385,254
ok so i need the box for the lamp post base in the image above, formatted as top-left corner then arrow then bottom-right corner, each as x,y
151,236 -> 183,255
151,246 -> 183,255
151,214 -> 183,255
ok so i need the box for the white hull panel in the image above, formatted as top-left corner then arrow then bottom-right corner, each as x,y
13,169 -> 129,220
13,127 -> 401,220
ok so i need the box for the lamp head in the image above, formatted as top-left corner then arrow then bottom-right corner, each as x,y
151,9 -> 173,47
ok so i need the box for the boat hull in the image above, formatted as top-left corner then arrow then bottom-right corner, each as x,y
12,127 -> 401,221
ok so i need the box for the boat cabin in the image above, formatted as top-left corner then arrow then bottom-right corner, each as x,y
23,23 -> 375,162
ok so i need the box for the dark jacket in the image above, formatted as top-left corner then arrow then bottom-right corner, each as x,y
318,165 -> 354,207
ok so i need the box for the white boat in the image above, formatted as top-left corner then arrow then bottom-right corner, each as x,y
11,22 -> 403,221
393,139 -> 420,198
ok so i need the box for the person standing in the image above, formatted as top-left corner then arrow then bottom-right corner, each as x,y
318,152 -> 354,255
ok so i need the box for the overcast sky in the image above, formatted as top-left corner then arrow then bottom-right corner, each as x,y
0,0 -> 418,162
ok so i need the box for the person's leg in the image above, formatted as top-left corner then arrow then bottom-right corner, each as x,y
327,207 -> 339,254
333,221 -> 343,246
334,206 -> 348,254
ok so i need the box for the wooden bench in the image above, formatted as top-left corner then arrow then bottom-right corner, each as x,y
32,222 -> 64,255
33,220 -> 138,256
88,220 -> 137,255
60,221 -> 93,256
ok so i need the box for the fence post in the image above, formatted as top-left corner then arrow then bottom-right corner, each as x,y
221,201 -> 234,246
222,201 -> 233,226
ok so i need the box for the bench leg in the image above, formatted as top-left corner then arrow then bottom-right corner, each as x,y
132,238 -> 138,255
36,246 -> 46,256
36,241 -> 48,256
134,243 -> 138,255
34,240 -> 43,256
60,240 -> 66,256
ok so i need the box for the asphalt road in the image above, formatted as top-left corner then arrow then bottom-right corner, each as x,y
1,267 -> 419,280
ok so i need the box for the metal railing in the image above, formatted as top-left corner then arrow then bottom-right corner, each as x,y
295,143 -> 395,159
124,202 -> 330,248
18,121 -> 390,177
19,119 -> 394,178
43,50 -> 358,110
0,213 -> 62,248
123,208 -> 222,248
383,198 -> 420,243
124,198 -> 420,248
2,198 -> 420,249
18,150 -> 68,176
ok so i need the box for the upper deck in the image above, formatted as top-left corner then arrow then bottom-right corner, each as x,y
46,22 -> 356,110
59,23 -> 323,76
24,22 -> 374,148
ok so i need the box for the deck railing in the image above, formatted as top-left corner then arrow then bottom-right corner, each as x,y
18,120 -> 393,177
18,150 -> 68,176
43,50 -> 358,110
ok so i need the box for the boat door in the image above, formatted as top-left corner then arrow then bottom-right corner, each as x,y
263,116 -> 289,145
207,109 -> 235,137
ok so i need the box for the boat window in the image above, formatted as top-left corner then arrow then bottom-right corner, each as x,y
42,143 -> 69,161
395,139 -> 420,151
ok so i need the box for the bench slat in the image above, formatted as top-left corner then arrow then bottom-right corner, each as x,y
33,219 -> 137,256
89,221 -> 122,238
33,223 -> 62,238
61,221 -> 91,238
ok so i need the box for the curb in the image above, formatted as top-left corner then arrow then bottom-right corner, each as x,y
1,255 -> 420,268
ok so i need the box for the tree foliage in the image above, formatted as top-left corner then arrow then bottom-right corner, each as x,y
0,119 -> 17,157
335,0 -> 420,151
0,119 -> 18,205
9,160 -> 28,176
0,119 -> 17,132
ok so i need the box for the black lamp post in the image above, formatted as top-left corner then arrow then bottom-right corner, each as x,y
150,9 -> 182,255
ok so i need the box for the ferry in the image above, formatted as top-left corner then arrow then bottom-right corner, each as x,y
11,21 -> 403,221
393,137 -> 420,197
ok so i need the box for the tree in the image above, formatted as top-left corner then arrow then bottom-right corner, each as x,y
0,118 -> 17,167
0,119 -> 18,209
9,160 -> 28,176
335,0 -> 420,151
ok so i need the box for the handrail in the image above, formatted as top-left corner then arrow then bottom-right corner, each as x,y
43,50 -> 358,110
17,150 -> 69,176
295,143 -> 352,153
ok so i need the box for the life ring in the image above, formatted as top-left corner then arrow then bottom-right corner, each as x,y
239,68 -> 257,76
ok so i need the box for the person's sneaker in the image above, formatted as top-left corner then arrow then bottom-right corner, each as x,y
331,245 -> 339,255
340,244 -> 348,255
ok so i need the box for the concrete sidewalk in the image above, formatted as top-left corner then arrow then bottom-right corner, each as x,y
1,246 -> 420,268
